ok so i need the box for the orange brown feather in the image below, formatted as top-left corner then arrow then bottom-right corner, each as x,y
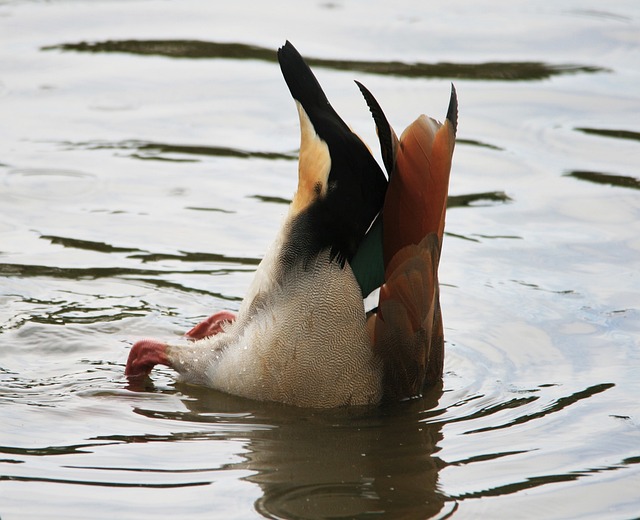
369,86 -> 457,401
382,114 -> 456,265
374,234 -> 441,400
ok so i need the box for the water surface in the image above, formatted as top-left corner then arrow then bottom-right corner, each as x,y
1,1 -> 639,518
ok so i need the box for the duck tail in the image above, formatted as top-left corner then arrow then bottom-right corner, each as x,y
363,85 -> 457,400
276,41 -> 387,267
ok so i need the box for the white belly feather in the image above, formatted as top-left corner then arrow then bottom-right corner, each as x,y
168,247 -> 382,408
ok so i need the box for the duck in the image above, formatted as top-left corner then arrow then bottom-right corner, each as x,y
125,41 -> 457,408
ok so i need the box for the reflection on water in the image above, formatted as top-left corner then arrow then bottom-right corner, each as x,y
61,139 -> 297,163
575,127 -> 640,143
41,235 -> 140,254
138,386 -> 447,518
447,191 -> 512,208
565,170 -> 640,190
2,0 -> 640,518
45,39 -> 609,81
2,365 -> 630,517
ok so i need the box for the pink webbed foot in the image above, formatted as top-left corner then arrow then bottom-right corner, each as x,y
185,310 -> 236,340
125,339 -> 170,378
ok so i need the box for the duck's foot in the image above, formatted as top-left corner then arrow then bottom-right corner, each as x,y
125,339 -> 170,377
185,310 -> 236,340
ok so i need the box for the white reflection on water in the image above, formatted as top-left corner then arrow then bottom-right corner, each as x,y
1,0 -> 640,518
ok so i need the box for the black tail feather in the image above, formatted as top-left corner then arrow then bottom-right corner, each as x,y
277,41 -> 350,136
277,41 -> 388,267
447,83 -> 458,136
355,80 -> 396,177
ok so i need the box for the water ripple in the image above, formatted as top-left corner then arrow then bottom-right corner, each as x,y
565,170 -> 640,190
466,383 -> 615,434
40,235 -> 140,254
5,168 -> 97,200
448,454 -> 638,500
0,474 -> 210,489
59,139 -> 296,162
43,40 -> 610,81
447,191 -> 512,208
575,127 -> 640,143
0,261 -> 254,280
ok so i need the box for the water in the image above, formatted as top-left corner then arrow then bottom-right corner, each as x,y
1,1 -> 639,518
